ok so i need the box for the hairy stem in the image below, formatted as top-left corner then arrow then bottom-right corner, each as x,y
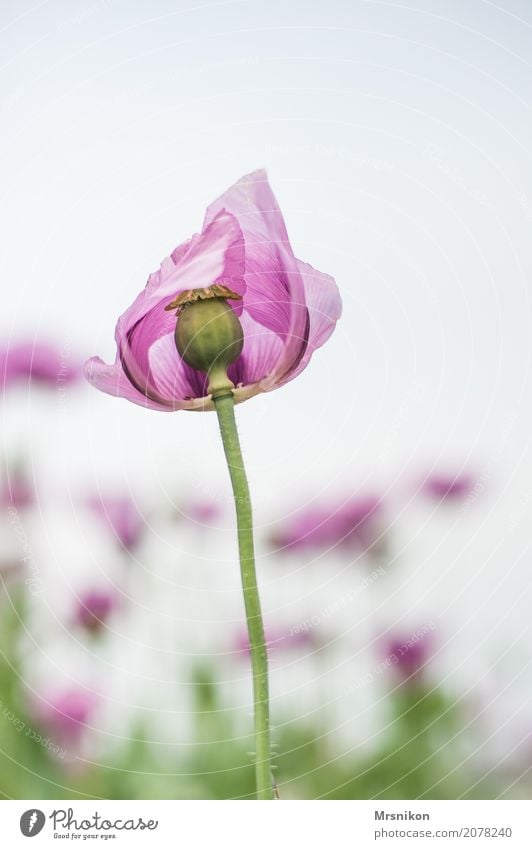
213,391 -> 273,800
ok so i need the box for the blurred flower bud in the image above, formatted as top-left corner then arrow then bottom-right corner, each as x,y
75,588 -> 118,633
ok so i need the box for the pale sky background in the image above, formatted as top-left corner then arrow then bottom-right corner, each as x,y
2,0 -> 531,522
2,0 -> 532,775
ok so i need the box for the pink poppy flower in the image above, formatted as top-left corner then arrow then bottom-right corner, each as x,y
273,495 -> 383,554
86,493 -> 145,550
383,633 -> 434,683
1,340 -> 81,390
85,170 -> 341,411
331,496 -> 383,552
183,498 -> 223,524
74,588 -> 118,633
422,472 -> 474,502
0,468 -> 34,509
33,688 -> 96,745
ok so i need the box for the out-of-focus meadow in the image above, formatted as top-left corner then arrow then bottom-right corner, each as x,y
0,342 -> 530,800
2,0 -> 532,800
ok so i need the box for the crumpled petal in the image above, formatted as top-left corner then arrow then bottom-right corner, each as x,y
84,356 -> 177,410
119,209 -> 246,336
228,312 -> 285,387
204,170 -> 309,382
99,209 -> 246,407
278,258 -> 342,385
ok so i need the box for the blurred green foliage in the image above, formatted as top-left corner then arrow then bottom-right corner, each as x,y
0,583 -> 519,800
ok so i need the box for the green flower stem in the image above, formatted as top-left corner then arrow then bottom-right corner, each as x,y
213,390 -> 274,800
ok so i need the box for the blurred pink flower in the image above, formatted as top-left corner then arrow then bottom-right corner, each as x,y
74,588 -> 118,633
273,495 -> 383,555
0,469 -> 34,509
234,626 -> 316,657
85,170 -> 341,411
34,688 -> 96,745
334,496 -> 383,551
1,340 -> 81,390
184,499 -> 223,524
422,472 -> 474,502
86,494 -> 145,550
384,633 -> 434,682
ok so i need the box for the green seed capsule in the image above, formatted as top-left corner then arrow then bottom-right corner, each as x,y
174,297 -> 244,396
